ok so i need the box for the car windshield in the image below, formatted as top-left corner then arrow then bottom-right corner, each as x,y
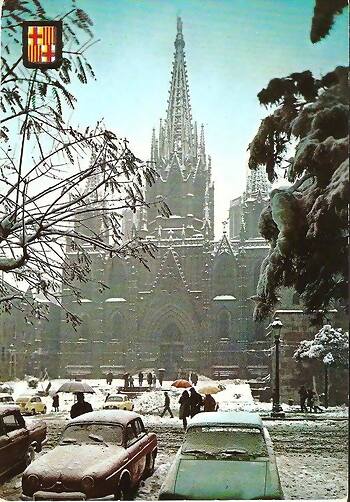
106,395 -> 124,402
182,426 -> 268,457
60,423 -> 123,446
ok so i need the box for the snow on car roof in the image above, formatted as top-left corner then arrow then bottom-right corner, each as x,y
187,411 -> 263,429
69,409 -> 140,425
0,404 -> 20,415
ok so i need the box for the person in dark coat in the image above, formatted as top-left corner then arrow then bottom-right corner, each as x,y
179,390 -> 190,429
123,373 -> 129,389
306,389 -> 315,412
203,393 -> 217,412
152,374 -> 157,387
106,372 -> 113,385
158,373 -> 164,387
189,387 -> 202,418
52,394 -> 59,412
160,391 -> 174,418
147,372 -> 153,387
70,392 -> 92,419
138,371 -> 144,387
191,373 -> 198,386
298,385 -> 308,412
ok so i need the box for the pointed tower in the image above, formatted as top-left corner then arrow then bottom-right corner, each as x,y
146,18 -> 214,239
243,167 -> 270,239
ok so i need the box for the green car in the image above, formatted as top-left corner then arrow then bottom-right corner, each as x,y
159,411 -> 284,500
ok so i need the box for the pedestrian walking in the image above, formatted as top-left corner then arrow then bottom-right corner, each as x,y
138,371 -> 144,387
179,390 -> 190,429
313,392 -> 323,413
298,385 -> 308,412
129,375 -> 134,388
147,372 -> 153,387
191,372 -> 198,386
158,371 -> 164,387
106,371 -> 113,385
189,387 -> 202,418
160,391 -> 174,418
152,374 -> 157,387
70,392 -> 93,419
203,393 -> 217,412
306,388 -> 315,412
52,394 -> 59,412
123,373 -> 129,389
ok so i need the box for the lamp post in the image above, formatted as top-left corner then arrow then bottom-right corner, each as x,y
269,317 -> 285,418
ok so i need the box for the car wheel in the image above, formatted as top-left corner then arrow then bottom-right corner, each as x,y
42,407 -> 46,414
123,407 -> 127,410
114,475 -> 132,500
31,409 -> 36,415
24,446 -> 35,467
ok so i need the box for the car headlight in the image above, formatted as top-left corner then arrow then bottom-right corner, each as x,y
27,474 -> 40,491
81,476 -> 95,491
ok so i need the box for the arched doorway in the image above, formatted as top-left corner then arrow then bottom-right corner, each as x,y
157,321 -> 184,374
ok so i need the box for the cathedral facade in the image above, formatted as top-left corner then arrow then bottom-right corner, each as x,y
56,18 -> 271,379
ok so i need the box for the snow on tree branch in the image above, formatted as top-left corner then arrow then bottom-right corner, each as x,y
293,324 -> 349,368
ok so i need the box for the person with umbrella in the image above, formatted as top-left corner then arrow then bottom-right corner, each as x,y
203,393 -> 218,412
189,387 -> 203,418
70,392 -> 93,419
179,390 -> 190,429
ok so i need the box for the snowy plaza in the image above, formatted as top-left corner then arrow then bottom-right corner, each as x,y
0,377 -> 348,500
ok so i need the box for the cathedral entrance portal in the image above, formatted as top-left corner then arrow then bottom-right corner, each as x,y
158,322 -> 184,377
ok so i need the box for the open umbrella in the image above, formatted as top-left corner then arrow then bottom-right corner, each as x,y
171,379 -> 192,389
197,384 -> 224,395
57,381 -> 95,394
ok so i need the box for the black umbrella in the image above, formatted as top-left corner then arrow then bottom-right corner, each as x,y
57,381 -> 95,394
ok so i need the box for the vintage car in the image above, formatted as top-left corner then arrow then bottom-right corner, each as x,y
22,410 -> 158,500
16,395 -> 47,415
159,411 -> 284,500
0,405 -> 47,480
0,392 -> 15,405
103,393 -> 134,411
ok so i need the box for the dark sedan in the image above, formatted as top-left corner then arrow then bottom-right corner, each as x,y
22,410 -> 157,500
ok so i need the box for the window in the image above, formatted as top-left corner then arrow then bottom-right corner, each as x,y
3,413 -> 24,433
134,419 -> 145,437
60,424 -> 123,446
126,423 -> 137,445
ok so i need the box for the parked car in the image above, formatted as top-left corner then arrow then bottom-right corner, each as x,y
22,410 -> 158,500
103,393 -> 134,411
0,393 -> 15,405
0,405 -> 47,480
159,411 -> 284,500
15,395 -> 47,415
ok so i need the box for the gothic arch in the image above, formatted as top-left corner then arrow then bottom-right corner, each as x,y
212,252 -> 236,297
216,309 -> 231,339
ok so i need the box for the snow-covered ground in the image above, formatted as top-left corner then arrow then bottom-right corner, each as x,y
0,377 -> 348,500
6,376 -> 347,421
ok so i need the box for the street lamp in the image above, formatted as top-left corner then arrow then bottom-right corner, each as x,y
268,317 -> 285,418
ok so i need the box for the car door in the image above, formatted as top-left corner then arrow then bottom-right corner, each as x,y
0,415 -> 13,477
2,411 -> 30,471
125,421 -> 144,484
134,418 -> 148,472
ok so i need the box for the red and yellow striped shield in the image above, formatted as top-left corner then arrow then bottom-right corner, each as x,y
23,21 -> 62,69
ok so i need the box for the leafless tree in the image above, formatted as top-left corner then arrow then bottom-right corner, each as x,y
1,0 -> 168,324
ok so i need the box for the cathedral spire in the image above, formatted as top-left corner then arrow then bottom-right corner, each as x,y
245,166 -> 270,201
166,17 -> 193,161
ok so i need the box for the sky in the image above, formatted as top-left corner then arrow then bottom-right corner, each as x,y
14,0 -> 350,236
